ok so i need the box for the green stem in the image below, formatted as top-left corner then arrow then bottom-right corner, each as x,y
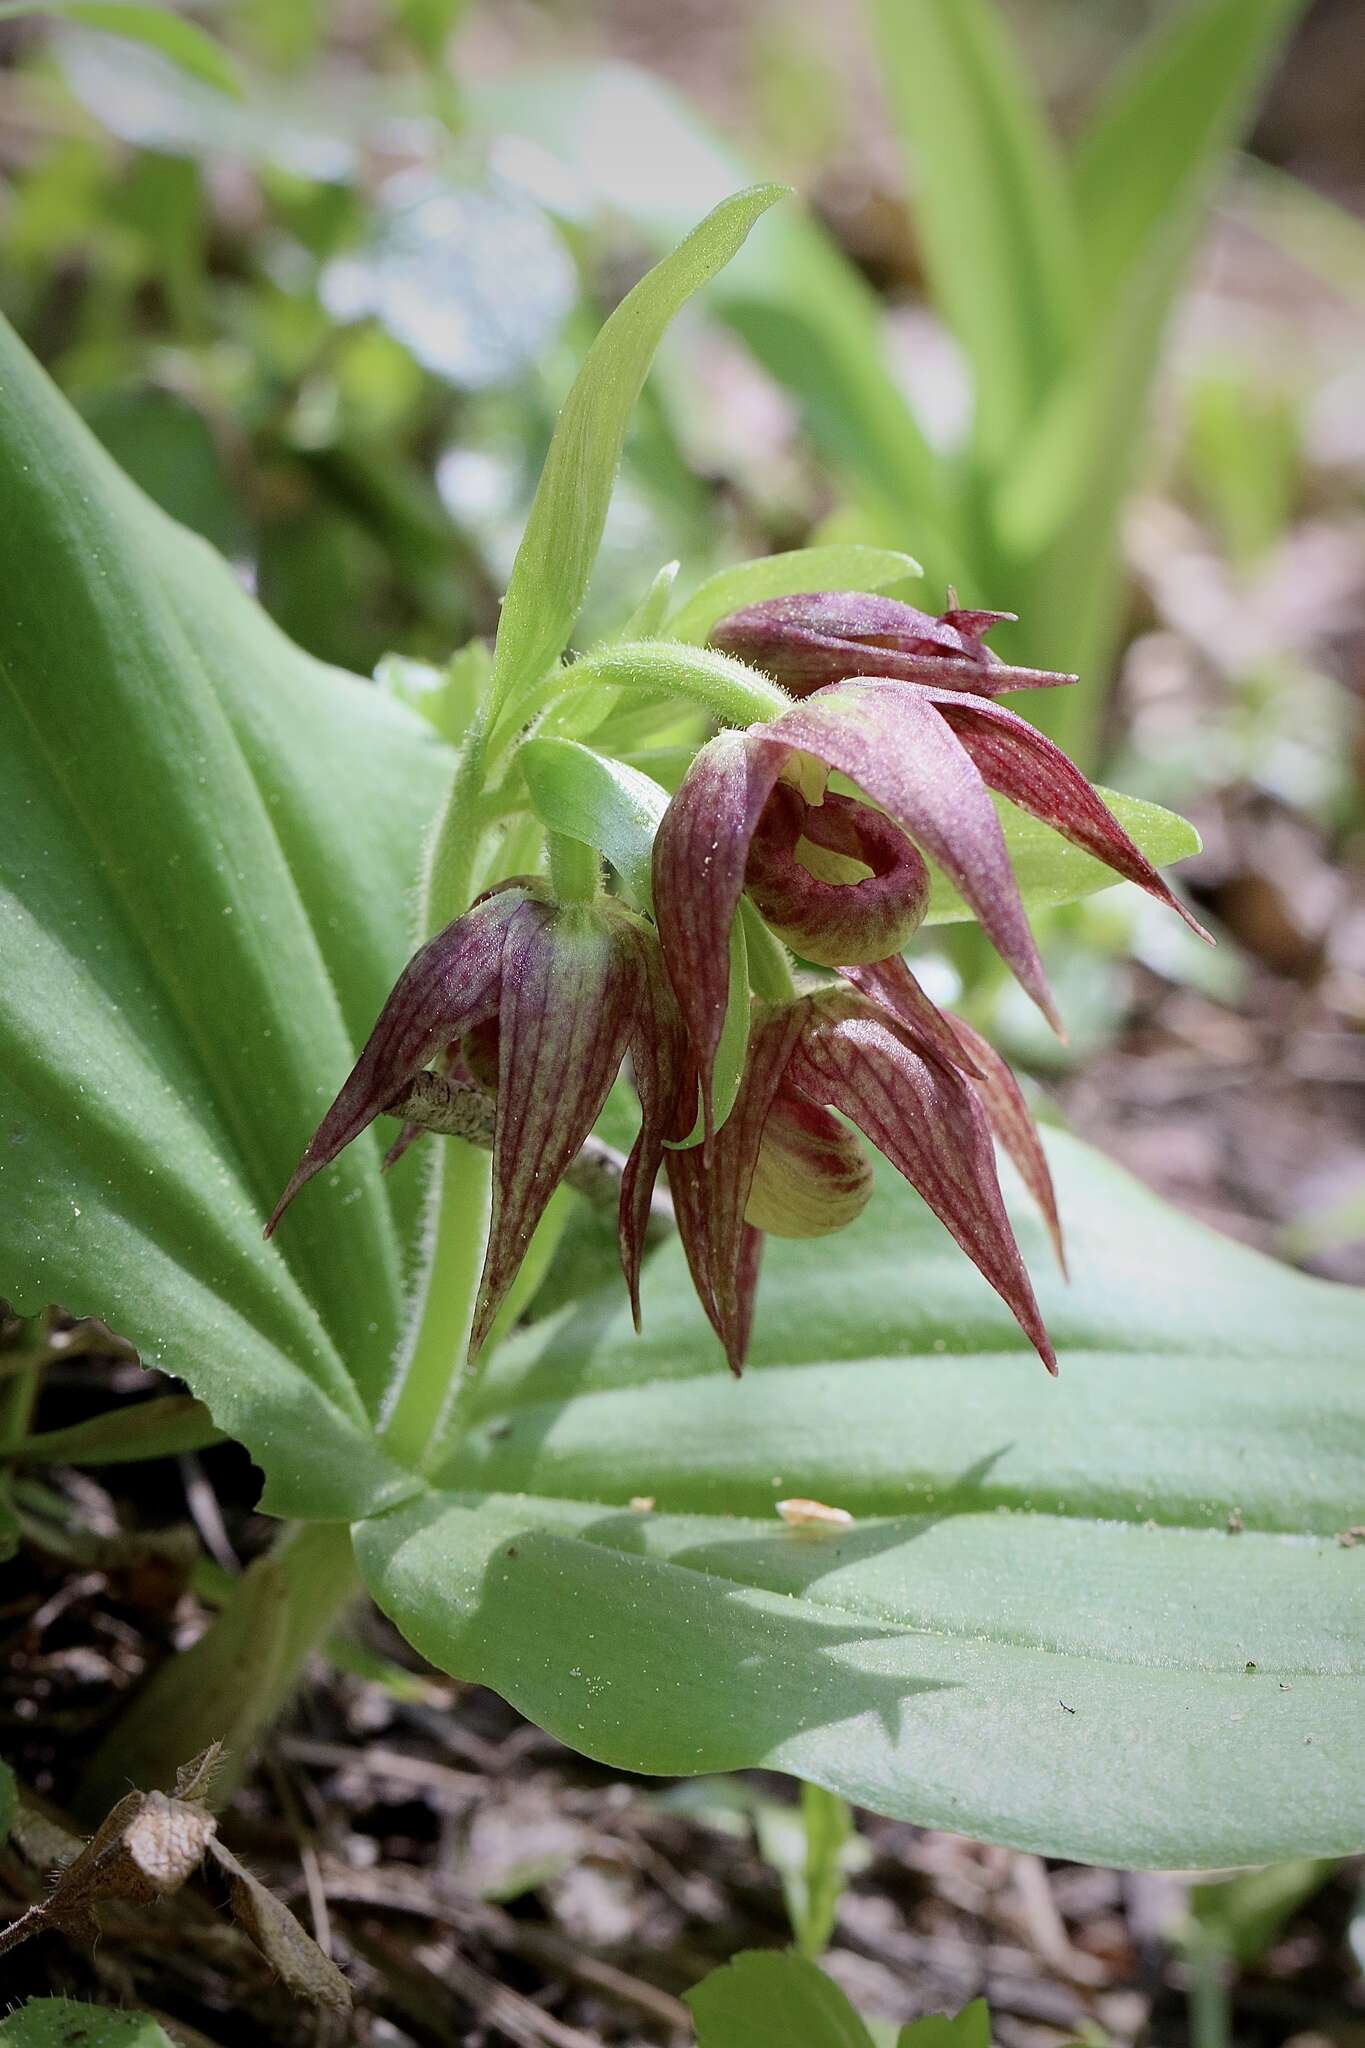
423,709 -> 489,932
1187,1931 -> 1232,2048
740,898 -> 798,1002
379,1138 -> 491,1472
566,640 -> 789,729
377,710 -> 504,1475
547,828 -> 600,904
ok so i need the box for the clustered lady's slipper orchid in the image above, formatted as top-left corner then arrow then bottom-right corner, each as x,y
665,980 -> 1061,1378
267,878 -> 684,1353
651,671 -> 1209,1138
269,589 -> 1207,1381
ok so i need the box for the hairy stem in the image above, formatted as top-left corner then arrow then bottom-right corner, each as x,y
383,1071 -> 672,1234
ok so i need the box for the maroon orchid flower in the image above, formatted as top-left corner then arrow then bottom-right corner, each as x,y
708,591 -> 1076,699
266,879 -> 685,1353
666,982 -> 1059,1378
652,673 -> 1210,1133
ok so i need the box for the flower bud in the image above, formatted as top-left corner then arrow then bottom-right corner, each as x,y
709,591 -> 1071,699
743,1089 -> 874,1238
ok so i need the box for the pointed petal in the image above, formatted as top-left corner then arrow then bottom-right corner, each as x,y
618,928 -> 691,1328
732,1224 -> 764,1373
764,683 -> 1062,1032
470,903 -> 643,1355
929,692 -> 1213,941
666,1003 -> 804,1372
651,730 -> 788,1140
947,1013 -> 1065,1275
265,889 -> 523,1235
840,954 -> 984,1078
788,991 -> 1057,1372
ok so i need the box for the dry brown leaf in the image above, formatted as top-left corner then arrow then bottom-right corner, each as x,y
208,1838 -> 352,2015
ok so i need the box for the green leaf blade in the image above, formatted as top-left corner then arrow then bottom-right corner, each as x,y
520,738 -> 666,906
0,2004 -> 174,2047
1071,0 -> 1307,317
357,1133 -> 1365,1869
0,315 -> 446,1519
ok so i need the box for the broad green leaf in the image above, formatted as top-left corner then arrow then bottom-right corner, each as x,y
1071,0 -> 1307,318
923,787 -> 1200,923
357,1130 -> 1365,1869
13,1396 -> 222,1467
0,2006 -> 173,2048
486,185 -> 786,726
0,314 -> 449,1521
686,1949 -> 877,2048
668,546 -> 923,646
0,1 -> 243,96
520,738 -> 666,906
866,0 -> 1081,465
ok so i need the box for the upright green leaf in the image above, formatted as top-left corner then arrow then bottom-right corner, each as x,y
866,0 -> 1081,465
0,316 -> 448,1520
357,1131 -> 1365,1869
486,185 -> 786,726
1071,0 -> 1307,317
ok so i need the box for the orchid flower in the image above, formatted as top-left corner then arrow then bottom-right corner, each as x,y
666,981 -> 1059,1377
267,879 -> 685,1354
653,671 -> 1210,1135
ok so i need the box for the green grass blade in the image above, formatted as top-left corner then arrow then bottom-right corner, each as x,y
866,0 -> 1081,467
1071,0 -> 1308,318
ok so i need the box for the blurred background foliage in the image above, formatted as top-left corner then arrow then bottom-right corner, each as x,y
1,0 -> 1362,1273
